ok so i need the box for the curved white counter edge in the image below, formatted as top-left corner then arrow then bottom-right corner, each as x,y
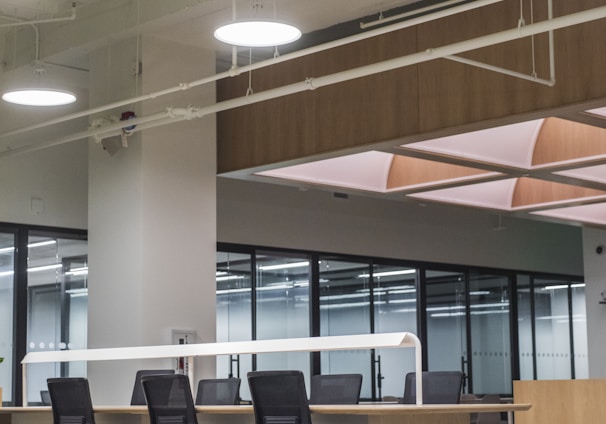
21,332 -> 423,406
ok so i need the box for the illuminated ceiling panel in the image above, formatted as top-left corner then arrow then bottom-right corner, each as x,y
255,112 -> 606,227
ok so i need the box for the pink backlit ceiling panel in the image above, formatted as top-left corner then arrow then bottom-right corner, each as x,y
402,120 -> 543,168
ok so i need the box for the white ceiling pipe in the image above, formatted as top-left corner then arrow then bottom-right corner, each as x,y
446,0 -> 556,86
0,3 -> 76,28
3,4 -> 606,158
360,0 -> 468,29
0,0 -> 504,142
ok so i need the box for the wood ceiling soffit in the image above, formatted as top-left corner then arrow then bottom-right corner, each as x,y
511,177 -> 606,208
386,155 -> 488,189
532,117 -> 606,166
217,0 -> 606,174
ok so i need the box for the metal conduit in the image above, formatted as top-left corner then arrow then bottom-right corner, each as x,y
2,4 -> 606,159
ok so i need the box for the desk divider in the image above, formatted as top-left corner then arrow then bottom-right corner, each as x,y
21,332 -> 423,407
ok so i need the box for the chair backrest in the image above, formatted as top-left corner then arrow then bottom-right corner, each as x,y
477,394 -> 502,424
195,378 -> 241,405
47,377 -> 96,424
131,369 -> 176,405
400,371 -> 464,404
142,373 -> 198,424
309,374 -> 362,405
247,370 -> 311,424
41,390 -> 51,406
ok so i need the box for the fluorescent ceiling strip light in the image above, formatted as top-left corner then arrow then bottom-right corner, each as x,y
216,288 -> 251,295
469,291 -> 491,295
65,267 -> 88,276
387,299 -> 416,304
27,264 -> 62,273
216,275 -> 244,282
541,284 -> 584,290
259,261 -> 309,271
0,270 -> 14,277
28,240 -> 56,248
65,288 -> 88,295
358,269 -> 416,278
321,293 -> 370,301
0,247 -> 14,254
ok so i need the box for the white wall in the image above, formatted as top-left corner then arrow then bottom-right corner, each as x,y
0,141 -> 88,228
582,227 -> 606,378
217,178 -> 584,276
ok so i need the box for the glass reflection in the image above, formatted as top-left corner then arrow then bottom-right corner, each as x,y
27,235 -> 88,404
0,233 -> 15,404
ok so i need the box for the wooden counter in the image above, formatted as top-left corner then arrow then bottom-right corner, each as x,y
0,403 -> 531,424
514,379 -> 606,424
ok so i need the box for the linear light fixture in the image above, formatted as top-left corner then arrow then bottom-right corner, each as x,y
27,263 -> 62,273
258,261 -> 309,271
28,240 -> 57,248
358,269 -> 417,278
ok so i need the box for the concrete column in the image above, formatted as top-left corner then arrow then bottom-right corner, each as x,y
87,36 -> 216,404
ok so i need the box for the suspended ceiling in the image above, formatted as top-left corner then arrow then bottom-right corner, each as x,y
0,1 -> 605,229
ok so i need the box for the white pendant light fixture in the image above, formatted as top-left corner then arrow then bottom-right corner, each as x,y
2,65 -> 77,107
214,0 -> 301,47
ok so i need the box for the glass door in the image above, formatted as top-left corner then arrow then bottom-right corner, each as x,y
255,251 -> 311,386
425,269 -> 468,388
318,257 -> 372,398
373,263 -> 417,400
468,272 -> 511,394
425,269 -> 513,395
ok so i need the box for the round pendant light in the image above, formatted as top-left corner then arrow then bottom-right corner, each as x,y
2,88 -> 76,106
214,20 -> 301,47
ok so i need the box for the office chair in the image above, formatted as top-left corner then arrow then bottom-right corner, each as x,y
476,394 -> 501,424
399,371 -> 464,404
47,377 -> 96,424
142,373 -> 198,424
248,370 -> 312,424
130,369 -> 176,405
309,373 -> 362,405
195,377 -> 241,405
40,390 -> 51,406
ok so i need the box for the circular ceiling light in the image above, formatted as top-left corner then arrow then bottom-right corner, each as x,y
2,88 -> 77,106
214,20 -> 301,47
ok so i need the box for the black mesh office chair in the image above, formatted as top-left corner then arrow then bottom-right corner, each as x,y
195,378 -> 241,405
131,369 -> 176,405
248,370 -> 312,424
400,371 -> 464,404
41,390 -> 51,406
47,378 -> 96,424
309,373 -> 362,405
142,373 -> 198,424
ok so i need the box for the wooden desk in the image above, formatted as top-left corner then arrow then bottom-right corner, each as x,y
0,403 -> 531,424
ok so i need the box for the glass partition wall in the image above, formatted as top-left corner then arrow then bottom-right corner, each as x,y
516,275 -> 587,380
0,231 -> 16,405
0,224 -> 87,406
26,233 -> 88,404
218,243 -> 587,400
